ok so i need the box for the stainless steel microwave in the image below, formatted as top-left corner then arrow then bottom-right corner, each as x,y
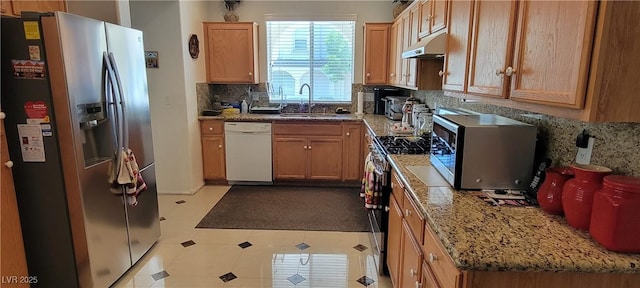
430,114 -> 537,190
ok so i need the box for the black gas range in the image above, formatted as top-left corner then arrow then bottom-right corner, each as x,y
373,134 -> 431,155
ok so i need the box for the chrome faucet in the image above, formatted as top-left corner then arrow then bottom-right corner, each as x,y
299,83 -> 312,113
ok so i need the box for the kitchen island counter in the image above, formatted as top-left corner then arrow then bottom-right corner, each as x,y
361,115 -> 640,275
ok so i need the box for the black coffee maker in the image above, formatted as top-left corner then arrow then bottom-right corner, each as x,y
374,87 -> 407,115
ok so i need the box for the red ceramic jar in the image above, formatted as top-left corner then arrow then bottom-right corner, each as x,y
590,175 -> 640,252
562,164 -> 612,230
537,167 -> 574,215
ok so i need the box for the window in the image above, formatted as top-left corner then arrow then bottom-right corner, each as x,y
266,20 -> 355,103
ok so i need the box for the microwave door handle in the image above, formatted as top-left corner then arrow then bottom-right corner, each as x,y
108,52 -> 129,150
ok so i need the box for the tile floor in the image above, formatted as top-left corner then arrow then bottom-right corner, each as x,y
113,185 -> 393,288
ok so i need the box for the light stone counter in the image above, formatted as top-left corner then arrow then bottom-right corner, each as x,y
361,114 -> 640,274
198,113 -> 362,122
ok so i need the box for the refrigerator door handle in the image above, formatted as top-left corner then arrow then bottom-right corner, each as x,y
104,52 -> 124,165
108,52 -> 129,150
104,52 -> 119,152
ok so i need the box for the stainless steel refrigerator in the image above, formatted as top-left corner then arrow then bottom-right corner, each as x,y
1,12 -> 160,287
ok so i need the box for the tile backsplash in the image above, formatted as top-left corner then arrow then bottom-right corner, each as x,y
196,83 -> 640,177
413,90 -> 640,177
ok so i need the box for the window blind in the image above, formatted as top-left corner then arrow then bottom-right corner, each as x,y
266,20 -> 355,103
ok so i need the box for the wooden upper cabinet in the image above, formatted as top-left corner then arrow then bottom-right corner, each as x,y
467,1 -> 517,98
442,0 -> 473,92
389,21 -> 400,84
406,5 -> 420,88
509,1 -> 597,108
419,0 -> 447,38
2,0 -> 66,16
203,22 -> 259,84
363,23 -> 390,85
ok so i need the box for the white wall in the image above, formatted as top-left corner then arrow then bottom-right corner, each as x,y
67,0 -> 131,26
130,1 -> 197,194
178,1 -> 208,193
206,1 -> 394,83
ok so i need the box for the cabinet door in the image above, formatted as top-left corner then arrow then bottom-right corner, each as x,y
204,23 -> 257,83
442,0 -> 473,92
421,261 -> 442,288
12,0 -> 66,15
273,137 -> 307,179
400,220 -> 423,288
1,119 -> 30,288
467,1 -> 517,98
342,123 -> 363,181
395,19 -> 405,86
364,23 -> 390,85
418,0 -> 432,38
406,5 -> 421,88
202,136 -> 226,180
387,194 -> 404,287
401,13 -> 411,85
1,0 -> 15,16
308,137 -> 343,180
431,0 -> 447,34
389,21 -> 400,84
509,1 -> 597,108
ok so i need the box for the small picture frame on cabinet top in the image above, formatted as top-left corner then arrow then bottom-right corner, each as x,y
145,51 -> 158,68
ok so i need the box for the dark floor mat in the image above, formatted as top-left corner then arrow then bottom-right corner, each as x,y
196,185 -> 371,232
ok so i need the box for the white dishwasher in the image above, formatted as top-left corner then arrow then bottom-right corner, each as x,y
224,122 -> 273,184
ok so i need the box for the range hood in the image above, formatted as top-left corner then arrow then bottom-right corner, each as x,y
401,30 -> 447,59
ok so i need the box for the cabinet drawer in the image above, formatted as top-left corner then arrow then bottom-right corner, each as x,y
423,224 -> 461,288
273,122 -> 341,136
391,171 -> 405,210
200,120 -> 224,135
403,190 -> 425,243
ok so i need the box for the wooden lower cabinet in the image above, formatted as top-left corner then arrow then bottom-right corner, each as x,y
308,137 -> 343,180
387,193 -> 404,287
342,123 -> 363,181
200,120 -> 226,180
273,136 -> 342,180
400,220 -> 423,288
422,261 -> 442,288
201,136 -> 225,180
273,137 -> 307,179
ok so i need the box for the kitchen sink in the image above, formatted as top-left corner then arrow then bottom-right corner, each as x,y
279,113 -> 339,118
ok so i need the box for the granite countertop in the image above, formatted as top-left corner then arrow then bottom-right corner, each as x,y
362,114 -> 640,274
198,113 -> 363,122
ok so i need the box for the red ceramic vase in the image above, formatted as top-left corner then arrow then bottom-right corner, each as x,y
562,164 -> 612,230
537,167 -> 574,215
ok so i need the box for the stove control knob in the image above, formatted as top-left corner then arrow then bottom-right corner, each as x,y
476,179 -> 482,183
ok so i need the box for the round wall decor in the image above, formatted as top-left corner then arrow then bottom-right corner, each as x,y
188,34 -> 199,59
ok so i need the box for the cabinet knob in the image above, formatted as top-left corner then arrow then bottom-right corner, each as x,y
390,73 -> 395,77
438,70 -> 444,77
415,280 -> 422,288
405,209 -> 411,217
505,66 -> 516,76
366,73 -> 371,77
0,112 -> 5,119
248,72 -> 253,76
346,132 -> 350,136
303,145 -> 307,149
218,144 -> 223,149
429,252 -> 438,263
410,268 -> 417,276
5,161 -> 14,168
425,15 -> 432,22
308,146 -> 311,150
209,127 -> 213,131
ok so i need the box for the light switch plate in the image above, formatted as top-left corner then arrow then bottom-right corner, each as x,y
576,137 -> 594,164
